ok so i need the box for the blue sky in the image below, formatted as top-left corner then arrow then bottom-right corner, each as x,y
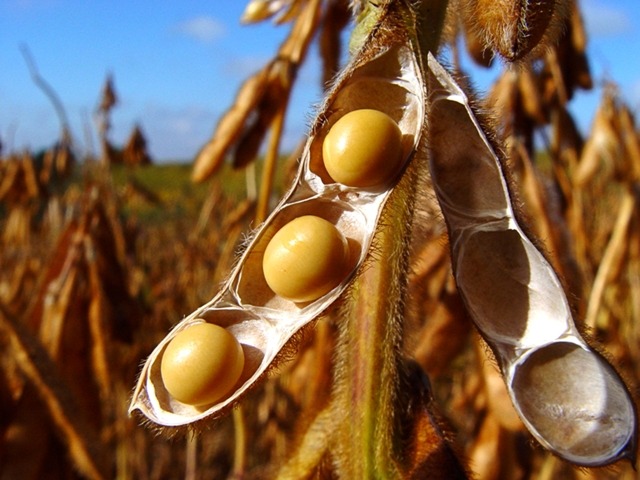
1,0 -> 639,162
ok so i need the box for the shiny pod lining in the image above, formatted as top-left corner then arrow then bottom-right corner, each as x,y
509,340 -> 637,466
427,55 -> 574,354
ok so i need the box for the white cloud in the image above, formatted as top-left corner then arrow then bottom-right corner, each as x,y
222,55 -> 271,78
582,1 -> 632,37
173,16 -> 225,44
627,79 -> 640,109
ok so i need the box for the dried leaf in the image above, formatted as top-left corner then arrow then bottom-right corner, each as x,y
584,190 -> 635,330
86,242 -> 114,405
575,86 -> 619,187
2,206 -> 32,246
123,124 -> 152,167
0,154 -> 43,205
98,74 -> 117,112
413,277 -> 472,379
0,306 -> 110,480
617,104 -> 640,181
518,66 -> 547,125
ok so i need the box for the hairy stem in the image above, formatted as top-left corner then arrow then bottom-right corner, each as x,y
334,158 -> 419,479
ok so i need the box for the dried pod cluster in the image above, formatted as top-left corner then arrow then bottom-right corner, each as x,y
129,7 -> 424,427
192,0 -> 320,184
426,55 -> 636,467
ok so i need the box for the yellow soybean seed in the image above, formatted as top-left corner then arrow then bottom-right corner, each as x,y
322,109 -> 404,187
263,215 -> 349,303
161,322 -> 244,406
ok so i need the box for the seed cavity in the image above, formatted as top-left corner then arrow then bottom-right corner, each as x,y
511,342 -> 636,466
427,52 -> 637,467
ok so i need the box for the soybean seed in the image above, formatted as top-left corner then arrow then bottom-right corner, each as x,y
262,215 -> 349,303
161,322 -> 245,406
322,109 -> 404,187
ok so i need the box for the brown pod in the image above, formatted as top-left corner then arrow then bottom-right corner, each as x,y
461,7 -> 494,68
192,68 -> 270,182
463,0 -> 565,61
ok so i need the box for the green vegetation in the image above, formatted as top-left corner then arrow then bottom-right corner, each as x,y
108,162 -> 247,224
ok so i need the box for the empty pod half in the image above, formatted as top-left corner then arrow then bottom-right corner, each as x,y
426,53 -> 637,467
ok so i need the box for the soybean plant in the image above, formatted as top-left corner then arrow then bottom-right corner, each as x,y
131,0 -> 638,476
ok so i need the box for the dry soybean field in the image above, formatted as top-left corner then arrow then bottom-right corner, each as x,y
1,0 -> 640,479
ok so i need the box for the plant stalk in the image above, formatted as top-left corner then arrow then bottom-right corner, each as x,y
334,157 -> 419,479
585,189 -> 636,329
232,406 -> 248,477
256,98 -> 288,224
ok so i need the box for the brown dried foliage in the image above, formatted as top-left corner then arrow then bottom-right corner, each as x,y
123,125 -> 153,167
192,0 -> 321,182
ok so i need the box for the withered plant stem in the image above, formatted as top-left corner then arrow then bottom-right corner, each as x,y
185,434 -> 197,480
246,162 -> 258,201
256,104 -> 288,224
20,44 -> 71,135
232,406 -> 248,477
585,190 -> 636,329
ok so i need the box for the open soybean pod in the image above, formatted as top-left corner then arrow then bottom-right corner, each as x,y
129,2 -> 424,429
426,54 -> 637,467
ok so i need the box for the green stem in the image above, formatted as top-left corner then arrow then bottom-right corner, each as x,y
334,159 -> 419,479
